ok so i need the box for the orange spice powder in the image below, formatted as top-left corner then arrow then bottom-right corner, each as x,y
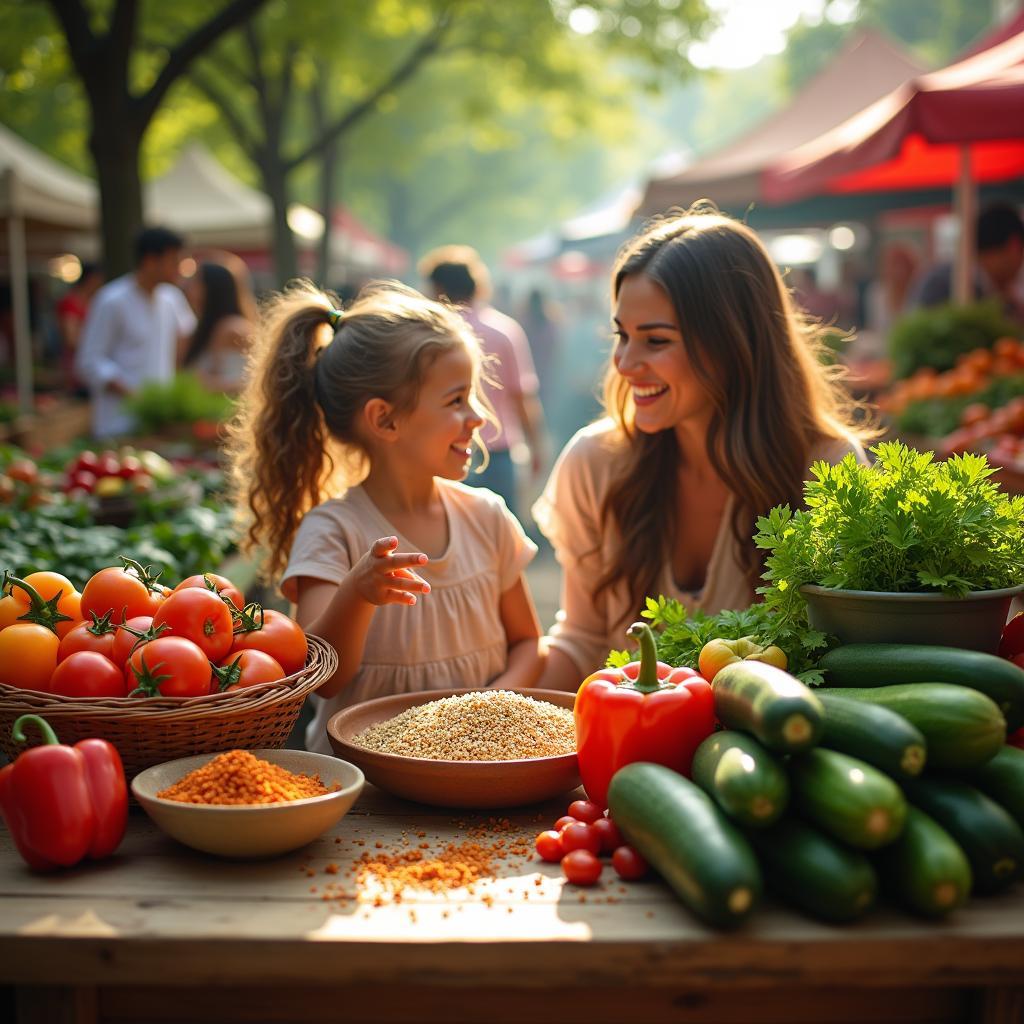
157,750 -> 335,805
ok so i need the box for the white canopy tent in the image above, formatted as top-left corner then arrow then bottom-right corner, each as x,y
0,122 -> 97,414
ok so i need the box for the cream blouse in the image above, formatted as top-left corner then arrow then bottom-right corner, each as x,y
532,418 -> 865,675
281,481 -> 537,754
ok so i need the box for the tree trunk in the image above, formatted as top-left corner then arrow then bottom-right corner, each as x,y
261,159 -> 298,285
89,119 -> 145,278
312,77 -> 337,288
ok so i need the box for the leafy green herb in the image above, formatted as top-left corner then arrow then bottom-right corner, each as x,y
755,442 -> 1024,611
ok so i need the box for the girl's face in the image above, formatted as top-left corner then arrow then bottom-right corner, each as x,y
613,273 -> 712,435
397,345 -> 485,480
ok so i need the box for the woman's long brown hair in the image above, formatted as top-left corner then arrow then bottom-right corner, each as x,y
225,280 -> 490,581
595,207 -> 876,615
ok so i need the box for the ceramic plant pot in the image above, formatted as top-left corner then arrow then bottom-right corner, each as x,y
800,583 -> 1024,653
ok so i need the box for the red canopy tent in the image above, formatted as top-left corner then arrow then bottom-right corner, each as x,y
763,14 -> 1024,301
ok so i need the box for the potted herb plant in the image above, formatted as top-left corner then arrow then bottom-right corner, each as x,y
754,442 -> 1024,652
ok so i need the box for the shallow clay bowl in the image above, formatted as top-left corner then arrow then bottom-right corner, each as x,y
326,688 -> 580,809
131,749 -> 364,858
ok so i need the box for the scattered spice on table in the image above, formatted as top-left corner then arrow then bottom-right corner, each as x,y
351,690 -> 576,760
157,750 -> 337,805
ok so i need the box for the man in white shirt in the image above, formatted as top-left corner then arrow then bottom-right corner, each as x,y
76,226 -> 197,438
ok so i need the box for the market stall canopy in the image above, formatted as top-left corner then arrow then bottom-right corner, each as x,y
145,143 -> 323,249
329,206 -> 408,277
638,30 -> 925,217
762,15 -> 1024,204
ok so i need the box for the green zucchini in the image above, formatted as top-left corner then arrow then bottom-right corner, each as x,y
816,684 -> 1005,770
691,731 -> 789,827
789,748 -> 907,849
818,643 -> 1024,731
901,776 -> 1024,895
818,692 -> 927,778
874,806 -> 971,918
712,661 -> 824,753
746,817 -> 877,922
607,762 -> 762,929
964,745 -> 1024,828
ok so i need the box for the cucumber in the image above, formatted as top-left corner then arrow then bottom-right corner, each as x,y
965,745 -> 1024,828
746,817 -> 877,923
712,661 -> 824,753
816,684 -> 1005,770
607,762 -> 762,929
691,731 -> 789,827
874,806 -> 972,918
818,643 -> 1024,731
901,776 -> 1024,895
818,692 -> 927,779
789,748 -> 907,849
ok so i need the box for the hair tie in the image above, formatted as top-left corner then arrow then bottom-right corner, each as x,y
326,307 -> 343,328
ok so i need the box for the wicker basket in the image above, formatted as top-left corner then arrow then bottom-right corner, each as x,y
0,634 -> 337,778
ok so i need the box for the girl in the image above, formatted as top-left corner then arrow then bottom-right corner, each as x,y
534,207 -> 875,690
227,281 -> 544,753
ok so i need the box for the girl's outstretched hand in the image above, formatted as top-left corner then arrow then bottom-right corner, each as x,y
351,536 -> 430,607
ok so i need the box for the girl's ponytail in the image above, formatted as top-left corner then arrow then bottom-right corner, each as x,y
225,282 -> 339,580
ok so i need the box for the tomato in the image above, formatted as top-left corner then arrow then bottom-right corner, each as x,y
217,649 -> 285,692
59,617 -> 118,662
1009,726 -> 1024,750
72,450 -> 100,474
591,816 -> 623,854
80,565 -> 158,623
553,815 -> 577,832
6,459 -> 38,486
55,590 -> 83,639
153,588 -> 234,661
126,636 -> 212,698
231,609 -> 307,675
560,822 -> 601,857
535,830 -> 564,863
117,455 -> 142,480
175,572 -> 244,611
999,612 -> 1024,660
0,623 -> 60,691
561,849 -> 602,886
567,799 -> 604,824
49,651 -> 126,698
0,594 -> 25,630
96,451 -> 121,478
111,615 -> 156,666
612,845 -> 649,881
11,571 -> 75,608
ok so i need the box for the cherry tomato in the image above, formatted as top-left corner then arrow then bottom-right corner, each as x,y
560,821 -> 601,857
231,609 -> 307,675
0,594 -> 25,630
218,649 -> 285,692
81,565 -> 158,623
153,587 -> 234,661
117,455 -> 142,479
561,849 -> 602,886
612,845 -> 649,881
534,830 -> 564,863
96,452 -> 120,478
11,571 -> 76,608
591,816 -> 623,854
0,623 -> 60,691
175,573 -> 244,611
126,636 -> 212,698
59,618 -> 117,662
553,815 -> 577,832
112,615 -> 156,667
72,450 -> 100,474
567,799 -> 604,824
49,651 -> 126,698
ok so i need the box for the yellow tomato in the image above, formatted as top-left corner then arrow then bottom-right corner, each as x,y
0,623 -> 59,691
11,570 -> 77,608
0,594 -> 24,630
56,590 -> 83,639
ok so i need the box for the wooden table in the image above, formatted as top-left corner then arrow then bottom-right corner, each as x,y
2,785 -> 1023,1024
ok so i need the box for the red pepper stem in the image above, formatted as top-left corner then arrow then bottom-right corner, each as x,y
626,622 -> 661,693
12,715 -> 60,747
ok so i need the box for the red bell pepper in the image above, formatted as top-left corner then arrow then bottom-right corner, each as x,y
0,715 -> 127,871
574,622 -> 716,809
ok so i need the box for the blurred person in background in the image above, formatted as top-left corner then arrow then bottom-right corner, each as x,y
519,287 -> 563,413
182,259 -> 257,394
55,261 -> 104,395
76,226 -> 196,438
420,245 -> 546,519
863,242 -> 918,351
912,201 -> 1024,322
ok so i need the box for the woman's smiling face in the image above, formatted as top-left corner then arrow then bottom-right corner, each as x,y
612,273 -> 713,435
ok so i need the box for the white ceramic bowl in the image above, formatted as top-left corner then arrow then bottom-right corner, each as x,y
131,748 -> 364,858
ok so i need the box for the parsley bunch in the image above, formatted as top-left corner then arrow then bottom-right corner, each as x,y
755,442 -> 1024,614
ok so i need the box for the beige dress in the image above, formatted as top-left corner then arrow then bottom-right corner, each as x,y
532,418 -> 866,676
281,480 -> 537,754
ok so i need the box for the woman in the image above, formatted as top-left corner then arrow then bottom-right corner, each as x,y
182,259 -> 257,394
533,207 -> 874,690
